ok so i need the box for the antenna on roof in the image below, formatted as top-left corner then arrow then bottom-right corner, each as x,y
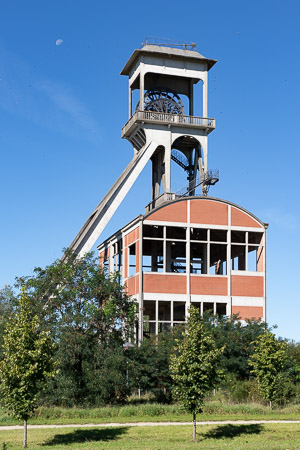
141,37 -> 197,51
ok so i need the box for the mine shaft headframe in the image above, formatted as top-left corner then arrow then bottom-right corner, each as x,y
135,88 -> 185,115
141,37 -> 196,51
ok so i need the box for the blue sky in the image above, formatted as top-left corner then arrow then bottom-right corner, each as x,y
1,0 -> 299,341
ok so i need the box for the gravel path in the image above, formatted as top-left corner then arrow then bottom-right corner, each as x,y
1,420 -> 300,431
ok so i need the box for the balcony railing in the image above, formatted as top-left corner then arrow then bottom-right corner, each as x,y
122,111 -> 215,138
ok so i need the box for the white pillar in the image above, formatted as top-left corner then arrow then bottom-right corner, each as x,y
202,76 -> 208,118
129,84 -> 132,118
164,145 -> 171,193
139,65 -> 144,111
189,80 -> 194,116
202,138 -> 208,173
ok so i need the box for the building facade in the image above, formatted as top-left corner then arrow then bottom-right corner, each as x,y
98,196 -> 267,341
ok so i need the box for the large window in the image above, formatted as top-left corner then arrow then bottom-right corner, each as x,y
143,225 -> 187,273
142,225 -> 263,275
190,243 -> 207,274
142,240 -> 163,272
128,243 -> 136,277
143,299 -> 228,337
143,300 -> 186,337
231,231 -> 263,272
112,240 -> 122,272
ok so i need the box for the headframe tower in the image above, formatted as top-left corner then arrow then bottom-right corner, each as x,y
121,38 -> 218,202
69,39 -> 219,257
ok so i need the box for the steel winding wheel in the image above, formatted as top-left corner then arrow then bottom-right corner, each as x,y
136,88 -> 185,115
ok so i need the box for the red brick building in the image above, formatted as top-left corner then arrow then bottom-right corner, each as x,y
98,197 -> 267,340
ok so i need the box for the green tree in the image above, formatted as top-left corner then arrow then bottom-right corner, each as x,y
131,328 -> 184,402
249,330 -> 290,409
286,340 -> 300,383
0,288 -> 56,448
170,307 -> 224,442
202,313 -> 267,379
0,285 -> 16,360
16,250 -> 137,406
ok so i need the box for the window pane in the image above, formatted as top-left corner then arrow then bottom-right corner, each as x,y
248,232 -> 263,245
144,300 -> 156,321
143,224 -> 163,238
158,301 -> 171,321
166,241 -> 186,273
158,322 -> 171,333
143,322 -> 156,338
129,243 -> 136,276
248,246 -> 257,271
143,240 -> 163,272
191,302 -> 201,314
231,245 -> 246,270
166,226 -> 186,240
190,243 -> 207,274
210,244 -> 227,274
216,303 -> 227,316
174,302 -> 185,321
203,302 -> 214,314
231,231 -> 246,243
190,228 -> 207,241
210,229 -> 227,242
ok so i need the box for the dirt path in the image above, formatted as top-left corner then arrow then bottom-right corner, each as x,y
1,420 -> 300,431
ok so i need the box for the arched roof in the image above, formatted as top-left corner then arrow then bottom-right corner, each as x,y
144,196 -> 268,229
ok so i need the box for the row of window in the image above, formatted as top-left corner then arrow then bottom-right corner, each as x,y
143,300 -> 227,337
144,225 -> 263,244
104,225 -> 264,277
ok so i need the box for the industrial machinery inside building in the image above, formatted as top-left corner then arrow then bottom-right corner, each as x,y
68,38 -> 267,341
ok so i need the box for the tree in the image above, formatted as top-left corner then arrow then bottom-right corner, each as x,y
16,250 -> 137,406
170,307 -> 224,442
0,285 -> 16,360
249,330 -> 290,409
202,313 -> 267,380
0,287 -> 56,448
131,328 -> 184,402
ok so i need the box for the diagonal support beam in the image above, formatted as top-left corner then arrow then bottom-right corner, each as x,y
68,141 -> 158,257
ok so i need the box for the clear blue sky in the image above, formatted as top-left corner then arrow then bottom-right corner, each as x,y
1,0 -> 299,341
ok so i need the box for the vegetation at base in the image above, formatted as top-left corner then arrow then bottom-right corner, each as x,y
0,250 -> 299,425
0,400 -> 300,426
1,423 -> 300,449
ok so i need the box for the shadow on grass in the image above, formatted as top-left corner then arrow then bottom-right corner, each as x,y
201,424 -> 263,440
42,427 -> 129,446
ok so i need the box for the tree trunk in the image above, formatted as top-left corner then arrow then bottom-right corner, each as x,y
269,400 -> 272,410
193,412 -> 196,442
23,419 -> 27,448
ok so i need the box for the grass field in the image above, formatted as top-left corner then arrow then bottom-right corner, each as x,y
1,402 -> 300,426
1,423 -> 300,449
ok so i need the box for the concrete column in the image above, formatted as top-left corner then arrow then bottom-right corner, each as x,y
152,155 -> 157,200
139,65 -> 144,111
189,80 -> 194,116
164,144 -> 171,193
129,84 -> 132,118
202,138 -> 208,173
203,77 -> 208,118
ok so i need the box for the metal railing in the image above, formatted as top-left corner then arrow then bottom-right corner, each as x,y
145,192 -> 176,213
122,111 -> 215,137
141,37 -> 197,50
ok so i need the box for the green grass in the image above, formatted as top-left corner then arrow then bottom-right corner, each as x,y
0,402 -> 299,426
1,423 -> 300,449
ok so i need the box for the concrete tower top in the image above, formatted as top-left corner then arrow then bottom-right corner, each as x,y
120,44 -> 217,76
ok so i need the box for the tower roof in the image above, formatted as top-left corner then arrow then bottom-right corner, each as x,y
120,44 -> 217,76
